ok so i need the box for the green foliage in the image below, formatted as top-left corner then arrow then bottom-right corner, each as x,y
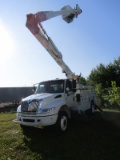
87,56 -> 120,108
87,63 -> 107,87
104,81 -> 120,106
95,83 -> 106,107
77,74 -> 87,85
94,81 -> 120,108
87,56 -> 120,88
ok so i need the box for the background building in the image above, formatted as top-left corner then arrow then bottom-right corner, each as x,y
0,87 -> 33,103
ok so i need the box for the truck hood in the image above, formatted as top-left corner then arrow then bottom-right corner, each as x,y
23,93 -> 61,100
22,93 -> 63,107
19,93 -> 64,113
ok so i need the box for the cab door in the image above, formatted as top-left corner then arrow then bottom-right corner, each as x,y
65,80 -> 75,107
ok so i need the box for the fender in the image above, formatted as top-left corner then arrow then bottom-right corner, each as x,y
59,105 -> 71,119
40,98 -> 66,115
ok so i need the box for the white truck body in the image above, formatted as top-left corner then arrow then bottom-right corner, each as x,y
13,5 -> 97,132
13,79 -> 97,130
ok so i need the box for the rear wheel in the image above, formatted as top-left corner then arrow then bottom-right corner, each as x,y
56,111 -> 69,132
88,102 -> 95,116
91,103 -> 95,114
86,102 -> 95,116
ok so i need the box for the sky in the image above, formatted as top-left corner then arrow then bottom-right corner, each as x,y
0,0 -> 120,87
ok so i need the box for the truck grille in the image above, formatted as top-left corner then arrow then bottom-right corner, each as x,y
21,99 -> 39,112
21,101 -> 29,112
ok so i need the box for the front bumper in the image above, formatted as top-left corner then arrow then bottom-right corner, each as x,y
13,113 -> 58,127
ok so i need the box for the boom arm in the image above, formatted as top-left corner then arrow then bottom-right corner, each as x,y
26,4 -> 82,79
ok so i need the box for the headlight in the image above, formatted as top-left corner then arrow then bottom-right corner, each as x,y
38,99 -> 43,109
28,99 -> 43,112
38,107 -> 55,113
28,101 -> 38,111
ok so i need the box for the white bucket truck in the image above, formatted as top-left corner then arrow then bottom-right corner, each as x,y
13,4 -> 97,132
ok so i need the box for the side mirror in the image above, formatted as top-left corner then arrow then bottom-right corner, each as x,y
32,86 -> 36,92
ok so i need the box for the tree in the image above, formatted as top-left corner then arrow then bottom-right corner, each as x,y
77,74 -> 87,85
104,81 -> 120,106
87,56 -> 120,108
95,83 -> 105,107
106,57 -> 120,87
87,56 -> 120,88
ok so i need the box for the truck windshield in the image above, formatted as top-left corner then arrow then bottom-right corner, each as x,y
35,80 -> 64,94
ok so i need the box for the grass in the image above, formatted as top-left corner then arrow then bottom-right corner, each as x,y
0,110 -> 120,160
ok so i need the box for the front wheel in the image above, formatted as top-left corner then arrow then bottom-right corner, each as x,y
56,111 -> 69,132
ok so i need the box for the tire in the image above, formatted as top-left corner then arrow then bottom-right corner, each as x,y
56,111 -> 69,132
85,102 -> 95,116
